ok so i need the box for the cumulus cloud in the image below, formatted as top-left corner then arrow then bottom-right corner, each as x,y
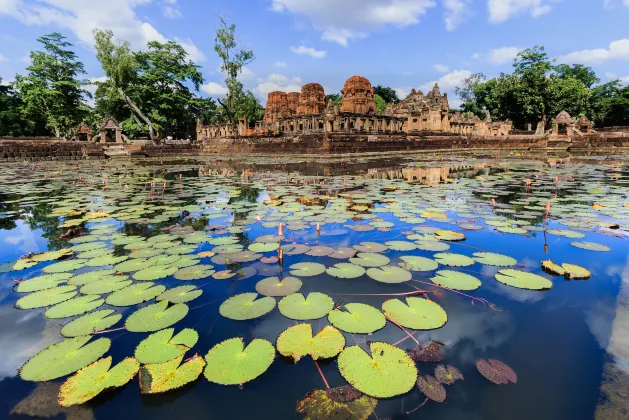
201,82 -> 229,97
273,61 -> 287,68
420,69 -> 472,92
270,0 -> 436,46
289,45 -> 327,59
443,0 -> 472,30
174,37 -> 206,62
162,0 -> 182,19
253,73 -> 302,101
556,38 -> 629,65
488,0 -> 556,23
472,46 -> 521,65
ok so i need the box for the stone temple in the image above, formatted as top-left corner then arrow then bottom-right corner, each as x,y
197,75 -> 512,139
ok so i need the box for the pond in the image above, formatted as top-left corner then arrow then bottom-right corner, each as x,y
0,153 -> 627,420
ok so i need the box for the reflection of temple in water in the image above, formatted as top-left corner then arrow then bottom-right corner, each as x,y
361,164 -> 490,184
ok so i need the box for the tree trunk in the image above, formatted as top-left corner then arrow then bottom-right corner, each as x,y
217,97 -> 238,139
118,87 -> 156,142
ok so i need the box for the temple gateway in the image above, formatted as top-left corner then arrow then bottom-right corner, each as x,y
197,75 -> 513,139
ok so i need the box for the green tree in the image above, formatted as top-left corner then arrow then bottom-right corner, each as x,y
374,94 -> 387,113
325,93 -> 342,107
373,85 -> 399,103
14,33 -> 88,137
93,29 -> 157,141
0,78 -> 32,136
214,15 -> 254,135
589,81 -> 629,127
555,64 -> 600,89
455,73 -> 487,117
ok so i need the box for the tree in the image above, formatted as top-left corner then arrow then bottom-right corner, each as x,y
373,85 -> 399,103
14,33 -> 88,137
374,94 -> 387,113
93,29 -> 157,141
0,78 -> 31,136
556,64 -> 600,89
589,81 -> 629,127
455,73 -> 487,117
325,93 -> 341,105
214,15 -> 254,135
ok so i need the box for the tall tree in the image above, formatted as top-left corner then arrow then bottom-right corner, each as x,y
0,78 -> 31,136
214,15 -> 254,135
455,73 -> 487,117
14,33 -> 88,137
93,29 -> 156,141
373,85 -> 399,103
555,64 -> 600,89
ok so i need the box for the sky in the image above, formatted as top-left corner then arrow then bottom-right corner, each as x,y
0,0 -> 628,108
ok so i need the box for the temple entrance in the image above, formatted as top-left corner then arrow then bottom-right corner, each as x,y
70,122 -> 93,142
558,124 -> 568,135
92,117 -> 129,144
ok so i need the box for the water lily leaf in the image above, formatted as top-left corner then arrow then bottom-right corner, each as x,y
219,293 -> 276,320
129,248 -> 162,259
85,255 -> 128,267
366,266 -> 412,283
329,247 -> 357,259
283,244 -> 310,255
417,375 -> 446,402
58,356 -> 139,407
562,263 -> 591,279
337,342 -> 417,398
472,252 -> 517,267
296,387 -> 377,420
157,285 -> 203,304
203,338 -> 274,385
43,260 -> 86,273
144,254 -> 181,266
433,253 -> 475,267
385,241 -> 417,251
80,276 -> 132,294
328,303 -> 386,334
125,301 -> 189,332
326,263 -> 366,279
408,341 -> 445,362
547,229 -> 585,239
434,364 -> 464,385
306,246 -> 335,257
381,297 -> 447,330
71,242 -> 108,253
430,270 -> 481,291
278,292 -> 334,320
133,265 -> 178,281
113,258 -> 148,273
476,359 -> 517,384
20,336 -> 111,382
14,273 -> 72,293
570,241 -> 611,252
212,269 -> 236,280
415,240 -> 450,252
139,354 -> 205,394
61,310 -> 122,337
277,324 -> 345,362
135,328 -> 199,364
173,264 -> 214,280
106,282 -> 166,306
248,242 -> 279,253
435,230 -> 466,242
30,249 -> 74,262
398,256 -> 438,272
289,262 -> 327,277
165,245 -> 198,255
353,242 -> 387,253
45,295 -> 104,319
494,269 -> 553,290
541,260 -> 565,276
16,285 -> 77,309
497,226 -> 527,234
350,253 -> 390,268
255,276 -> 302,297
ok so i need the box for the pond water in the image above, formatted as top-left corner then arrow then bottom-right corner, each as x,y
0,153 -> 628,420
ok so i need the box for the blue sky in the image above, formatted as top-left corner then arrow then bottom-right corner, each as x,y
1,0 -> 628,107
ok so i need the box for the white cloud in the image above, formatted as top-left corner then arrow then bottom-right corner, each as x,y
557,39 -> 629,65
605,72 -> 617,80
162,0 -> 182,19
253,73 -> 302,101
270,0 -> 436,46
201,82 -> 229,97
619,75 -> 629,85
604,0 -> 629,7
420,69 -> 472,92
174,37 -> 206,62
289,45 -> 327,59
238,66 -> 257,82
394,87 -> 411,99
443,0 -> 472,30
472,46 -> 521,65
273,61 -> 287,68
435,64 -> 450,73
488,0 -> 556,23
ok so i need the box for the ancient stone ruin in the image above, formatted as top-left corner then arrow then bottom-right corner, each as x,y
340,76 -> 376,114
70,122 -> 93,142
296,83 -> 326,115
92,117 -> 130,144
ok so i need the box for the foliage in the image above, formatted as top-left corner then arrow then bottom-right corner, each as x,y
60,310 -> 122,337
373,85 -> 399,104
219,293 -> 276,320
374,94 -> 387,114
417,375 -> 446,402
328,303 -> 386,334
382,297 -> 448,330
276,324 -> 345,362
476,359 -> 518,384
106,282 -> 166,306
366,266 -> 412,283
278,292 -> 334,320
203,338 -> 274,385
44,295 -> 104,319
0,78 -> 32,136
434,364 -> 464,385
15,285 -> 77,309
296,388 -> 377,420
430,270 -> 481,290
494,269 -> 553,290
135,328 -> 198,364
139,354 -> 205,394
255,276 -> 303,296
125,301 -> 189,332
157,285 -> 203,303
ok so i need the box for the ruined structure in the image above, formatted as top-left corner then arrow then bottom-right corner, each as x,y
92,118 -> 130,144
287,92 -> 300,114
340,76 -> 376,114
296,83 -> 326,115
263,91 -> 289,125
70,122 -> 93,142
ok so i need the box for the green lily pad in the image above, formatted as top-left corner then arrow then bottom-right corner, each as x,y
14,273 -> 73,293
255,276 -> 303,297
60,310 -> 122,337
80,276 -> 132,295
68,269 -> 117,285
219,293 -> 276,320
337,342 -> 417,398
494,269 -> 553,290
85,255 -> 128,267
296,388 -> 377,420
135,328 -> 199,364
139,354 -> 205,394
366,266 -> 412,283
381,297 -> 447,330
473,252 -> 517,267
45,295 -> 105,319
15,285 -> 77,309
350,253 -> 391,268
289,262 -> 327,277
278,292 -> 334,320
433,253 -> 475,267
157,286 -> 203,304
328,303 -> 386,334
43,260 -> 86,273
430,270 -> 481,291
203,338 -> 275,385
173,264 -> 214,280
384,241 -> 417,251
547,229 -> 585,239
29,249 -> 74,262
398,256 -> 438,272
20,336 -> 111,382
125,301 -> 189,332
58,356 -> 139,407
353,242 -> 387,253
248,242 -> 279,253
326,263 -> 366,279
497,226 -> 528,235
114,258 -> 149,273
277,324 -> 345,362
570,241 -> 611,252
415,240 -> 450,251
133,265 -> 178,281
106,282 -> 166,306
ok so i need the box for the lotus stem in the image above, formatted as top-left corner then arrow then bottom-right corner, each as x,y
190,297 -> 228,310
313,359 -> 331,390
92,327 -> 126,335
331,290 -> 430,297
392,331 -> 419,347
386,316 -> 420,346
409,279 -> 493,307
407,397 -> 429,414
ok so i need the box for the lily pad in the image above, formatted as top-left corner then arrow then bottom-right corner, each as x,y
135,328 -> 199,364
542,260 -> 566,276
570,241 -> 611,252
417,375 -> 446,402
60,310 -> 122,337
562,263 -> 591,279
385,241 -> 418,251
476,359 -> 517,384
472,252 -> 517,267
433,253 -> 475,267
20,336 -> 111,382
296,387 -> 377,420
219,293 -> 276,320
350,253 -> 391,268
430,270 -> 481,291
173,264 -> 214,280
278,292 -> 334,320
132,265 -> 178,281
106,283 -> 166,306
415,240 -> 450,252
249,242 -> 279,253
328,303 -> 386,334
435,230 -> 466,242
326,263 -> 366,279
381,297 -> 447,330
398,256 -> 438,272
139,354 -> 205,394
494,269 -> 553,290
366,266 -> 412,283
255,276 -> 303,297
15,285 -> 77,309
114,258 -> 149,273
125,301 -> 189,332
45,295 -> 104,319
434,364 -> 464,385
203,338 -> 275,385
157,286 -> 203,304
289,262 -> 327,277
277,324 -> 345,362
329,247 -> 357,259
43,260 -> 86,273
14,273 -> 73,293
80,276 -> 132,295
337,342 -> 417,398
353,242 -> 387,253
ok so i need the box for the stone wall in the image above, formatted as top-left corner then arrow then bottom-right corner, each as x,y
0,140 -> 101,161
